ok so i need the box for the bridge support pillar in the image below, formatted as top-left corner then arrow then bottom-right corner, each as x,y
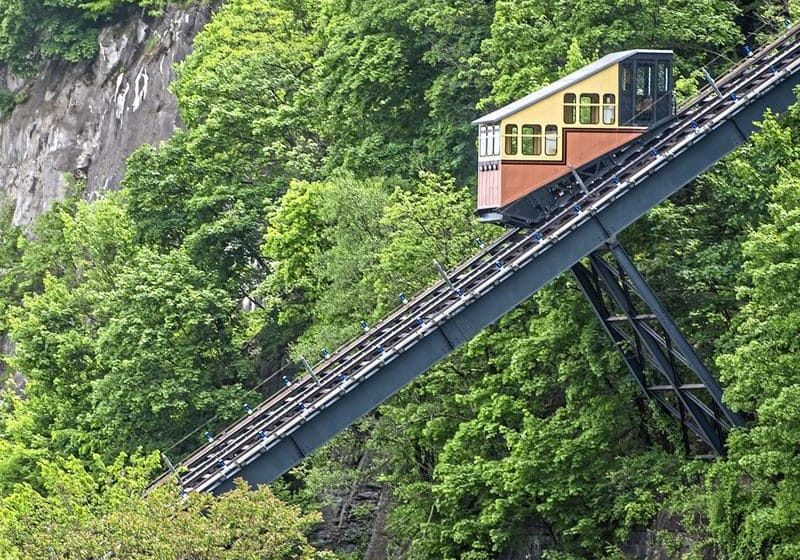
571,240 -> 744,456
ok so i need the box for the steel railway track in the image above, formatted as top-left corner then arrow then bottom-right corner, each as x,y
153,22 -> 800,494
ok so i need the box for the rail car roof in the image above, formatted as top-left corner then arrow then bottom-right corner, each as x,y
473,49 -> 673,125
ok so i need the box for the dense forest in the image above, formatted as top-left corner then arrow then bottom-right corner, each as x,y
1,0 -> 800,557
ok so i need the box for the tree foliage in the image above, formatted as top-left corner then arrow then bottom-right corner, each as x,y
0,452 -> 332,559
481,0 -> 741,106
0,0 -> 168,73
3,0 -> 800,556
5,195 -> 256,462
698,111 -> 800,560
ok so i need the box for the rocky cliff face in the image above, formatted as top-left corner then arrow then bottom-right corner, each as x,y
0,3 -> 215,226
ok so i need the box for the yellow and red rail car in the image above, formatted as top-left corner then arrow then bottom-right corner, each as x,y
474,50 -> 675,225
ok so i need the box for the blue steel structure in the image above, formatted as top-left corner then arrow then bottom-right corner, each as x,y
571,243 -> 743,456
152,24 -> 800,495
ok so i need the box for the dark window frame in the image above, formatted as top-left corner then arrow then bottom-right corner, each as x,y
504,124 -> 518,155
521,124 -> 542,156
563,93 -> 577,124
657,60 -> 670,94
579,93 -> 600,124
602,93 -> 616,125
492,124 -> 501,156
544,124 -> 558,156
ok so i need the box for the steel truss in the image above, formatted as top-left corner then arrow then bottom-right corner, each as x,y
571,241 -> 744,456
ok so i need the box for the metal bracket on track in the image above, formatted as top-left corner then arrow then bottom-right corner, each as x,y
570,240 -> 743,456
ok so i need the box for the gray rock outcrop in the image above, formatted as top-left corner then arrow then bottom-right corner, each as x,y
0,3 -> 216,226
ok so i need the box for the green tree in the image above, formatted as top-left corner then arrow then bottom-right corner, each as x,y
0,452 -> 333,559
0,0 -> 168,72
6,194 -> 256,462
7,196 -> 135,456
90,247 -> 254,456
8,275 -> 98,455
0,393 -> 48,497
480,0 -> 741,106
702,170 -> 800,558
261,172 -> 492,359
367,172 -> 496,315
125,0 -> 322,290
313,0 -> 493,183
261,174 -> 392,357
0,196 -> 22,333
123,134 -> 194,249
372,280 -> 683,559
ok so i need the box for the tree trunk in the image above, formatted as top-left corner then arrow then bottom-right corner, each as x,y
363,485 -> 391,560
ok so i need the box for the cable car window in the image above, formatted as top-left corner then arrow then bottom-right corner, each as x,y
635,63 -> 654,120
657,61 -> 670,93
544,125 -> 558,156
493,124 -> 501,156
621,63 -> 633,93
479,125 -> 487,157
579,93 -> 600,124
563,93 -> 577,124
602,94 -> 616,124
521,124 -> 542,156
504,124 -> 518,155
636,63 -> 653,96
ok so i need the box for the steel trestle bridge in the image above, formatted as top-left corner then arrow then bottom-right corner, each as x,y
153,24 -> 800,495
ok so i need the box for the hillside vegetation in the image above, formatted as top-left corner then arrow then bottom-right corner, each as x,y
2,0 -> 800,558
0,0 -> 172,72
